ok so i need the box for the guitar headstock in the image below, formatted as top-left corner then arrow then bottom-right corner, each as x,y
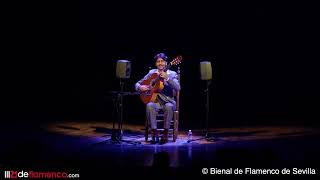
170,55 -> 182,66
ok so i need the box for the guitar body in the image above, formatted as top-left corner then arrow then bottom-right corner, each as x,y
140,73 -> 164,104
139,55 -> 182,104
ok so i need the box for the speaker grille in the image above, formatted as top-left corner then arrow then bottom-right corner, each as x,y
200,61 -> 212,80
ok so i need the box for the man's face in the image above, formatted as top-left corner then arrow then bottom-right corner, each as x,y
155,58 -> 167,70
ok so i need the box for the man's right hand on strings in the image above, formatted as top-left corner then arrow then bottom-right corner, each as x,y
139,85 -> 150,92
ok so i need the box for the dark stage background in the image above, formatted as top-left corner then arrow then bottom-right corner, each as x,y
2,1 -> 319,130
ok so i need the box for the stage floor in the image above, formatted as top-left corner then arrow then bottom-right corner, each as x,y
1,120 -> 319,177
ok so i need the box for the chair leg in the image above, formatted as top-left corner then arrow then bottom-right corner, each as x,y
173,121 -> 178,142
145,116 -> 149,142
173,111 -> 179,142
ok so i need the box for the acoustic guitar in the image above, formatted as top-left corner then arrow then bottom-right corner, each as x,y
139,55 -> 182,104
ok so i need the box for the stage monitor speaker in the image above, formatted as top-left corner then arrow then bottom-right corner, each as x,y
116,60 -> 131,79
200,61 -> 212,80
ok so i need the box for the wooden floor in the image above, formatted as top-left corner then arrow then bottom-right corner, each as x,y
1,120 -> 319,178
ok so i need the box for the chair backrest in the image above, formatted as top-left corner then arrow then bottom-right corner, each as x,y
174,67 -> 180,111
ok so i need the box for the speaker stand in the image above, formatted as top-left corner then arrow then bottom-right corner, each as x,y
103,79 -> 141,145
188,80 -> 216,143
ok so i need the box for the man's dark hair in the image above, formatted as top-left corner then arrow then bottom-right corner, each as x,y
154,53 -> 168,62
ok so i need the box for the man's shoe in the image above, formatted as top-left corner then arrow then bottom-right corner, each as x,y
151,129 -> 159,144
160,129 -> 168,144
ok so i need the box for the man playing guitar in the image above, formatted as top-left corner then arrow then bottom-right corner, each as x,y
135,53 -> 181,144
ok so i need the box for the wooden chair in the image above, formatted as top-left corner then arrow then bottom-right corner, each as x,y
145,67 -> 180,142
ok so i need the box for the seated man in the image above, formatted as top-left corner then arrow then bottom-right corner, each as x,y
135,53 -> 181,144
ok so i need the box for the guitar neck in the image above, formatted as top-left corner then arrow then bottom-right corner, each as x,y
156,63 -> 172,80
164,63 -> 172,72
